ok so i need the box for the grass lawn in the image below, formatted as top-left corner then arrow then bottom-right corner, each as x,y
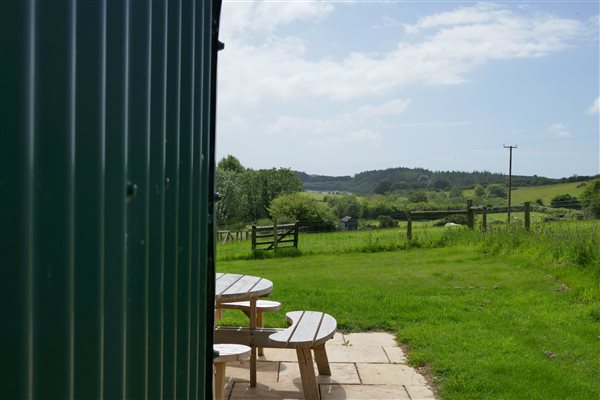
217,243 -> 600,399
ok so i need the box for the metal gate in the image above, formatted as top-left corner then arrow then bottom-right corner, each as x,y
0,0 -> 222,398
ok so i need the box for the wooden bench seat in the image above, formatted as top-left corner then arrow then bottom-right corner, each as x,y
214,311 -> 337,400
217,300 -> 281,356
213,344 -> 251,400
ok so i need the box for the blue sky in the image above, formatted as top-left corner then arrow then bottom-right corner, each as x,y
217,1 -> 599,178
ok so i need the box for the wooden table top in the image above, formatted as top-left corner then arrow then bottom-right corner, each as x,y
215,273 -> 273,303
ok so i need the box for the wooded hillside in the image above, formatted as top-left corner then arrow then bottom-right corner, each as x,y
297,167 -> 595,194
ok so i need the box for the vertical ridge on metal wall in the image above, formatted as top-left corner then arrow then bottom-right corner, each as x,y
1,0 -> 220,398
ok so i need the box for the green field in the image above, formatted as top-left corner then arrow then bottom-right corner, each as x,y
464,181 -> 590,205
217,222 -> 600,400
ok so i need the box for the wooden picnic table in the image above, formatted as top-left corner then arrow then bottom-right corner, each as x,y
215,273 -> 273,387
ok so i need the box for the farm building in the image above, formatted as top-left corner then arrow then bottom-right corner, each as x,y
339,216 -> 358,230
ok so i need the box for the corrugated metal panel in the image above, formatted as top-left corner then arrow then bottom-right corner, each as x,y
0,0 -> 221,398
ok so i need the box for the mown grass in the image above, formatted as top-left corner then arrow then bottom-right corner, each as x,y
217,220 -> 600,400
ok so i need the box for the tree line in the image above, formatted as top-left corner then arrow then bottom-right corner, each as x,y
299,166 -> 596,195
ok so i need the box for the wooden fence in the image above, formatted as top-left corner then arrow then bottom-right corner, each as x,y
251,222 -> 299,251
406,201 -> 531,239
217,229 -> 251,243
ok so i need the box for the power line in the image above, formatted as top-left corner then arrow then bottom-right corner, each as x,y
503,145 -> 517,223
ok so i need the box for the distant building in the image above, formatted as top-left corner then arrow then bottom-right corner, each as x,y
339,216 -> 358,231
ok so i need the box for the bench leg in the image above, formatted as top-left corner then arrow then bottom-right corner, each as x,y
214,362 -> 226,400
257,312 -> 264,356
242,310 -> 265,356
314,344 -> 331,376
296,347 -> 320,400
250,298 -> 257,387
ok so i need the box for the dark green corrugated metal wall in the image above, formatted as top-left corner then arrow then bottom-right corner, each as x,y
0,0 -> 221,398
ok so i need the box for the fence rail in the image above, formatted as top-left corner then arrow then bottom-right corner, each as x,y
406,200 -> 531,239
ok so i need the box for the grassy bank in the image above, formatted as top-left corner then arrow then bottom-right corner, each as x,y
217,220 -> 600,399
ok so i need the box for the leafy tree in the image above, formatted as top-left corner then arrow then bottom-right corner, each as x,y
269,193 -> 336,226
486,184 -> 507,198
215,169 -> 243,224
327,195 -> 362,218
373,178 -> 392,194
216,157 -> 303,224
408,191 -> 428,203
550,194 -> 581,209
432,179 -> 450,190
474,184 -> 486,197
377,215 -> 398,229
581,179 -> 600,218
449,186 -> 464,198
217,155 -> 245,173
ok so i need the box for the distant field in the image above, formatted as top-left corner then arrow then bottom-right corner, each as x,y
464,181 -> 590,205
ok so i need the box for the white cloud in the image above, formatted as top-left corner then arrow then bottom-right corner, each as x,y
404,3 -> 508,33
265,99 -> 410,146
357,99 -> 411,118
220,1 -> 334,39
218,2 -> 587,107
547,123 -> 572,139
587,97 -> 600,114
396,121 -> 474,128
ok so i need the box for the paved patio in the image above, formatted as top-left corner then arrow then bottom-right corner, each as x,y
221,332 -> 437,400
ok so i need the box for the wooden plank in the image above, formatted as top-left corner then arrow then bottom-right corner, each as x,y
269,311 -> 303,345
289,312 -> 325,346
213,327 -> 281,348
221,276 -> 268,298
215,273 -> 244,297
411,209 -> 468,215
315,314 -> 337,344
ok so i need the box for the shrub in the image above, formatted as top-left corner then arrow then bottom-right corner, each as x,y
432,214 -> 468,227
377,215 -> 398,229
550,194 -> 581,209
486,184 -> 507,198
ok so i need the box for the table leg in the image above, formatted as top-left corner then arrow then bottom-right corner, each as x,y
249,297 -> 257,387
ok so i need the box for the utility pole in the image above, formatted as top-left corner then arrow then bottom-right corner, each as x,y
503,145 -> 517,223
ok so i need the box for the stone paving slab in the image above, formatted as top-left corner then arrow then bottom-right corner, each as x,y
222,332 -> 437,400
356,363 -> 428,386
321,384 -> 411,400
279,362 -> 361,384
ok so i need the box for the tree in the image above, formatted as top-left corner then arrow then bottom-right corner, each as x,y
581,178 -> 600,218
408,191 -> 428,203
550,194 -> 581,209
486,184 -> 507,198
327,195 -> 362,218
373,178 -> 392,194
215,169 -> 243,224
432,179 -> 450,190
449,186 -> 464,198
217,155 -> 245,173
474,184 -> 486,197
377,215 -> 398,229
269,193 -> 336,227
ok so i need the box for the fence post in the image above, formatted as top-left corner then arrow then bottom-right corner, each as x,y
467,200 -> 474,229
293,222 -> 299,249
251,225 -> 257,251
407,212 -> 412,240
524,202 -> 531,231
273,219 -> 278,250
482,207 -> 487,233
